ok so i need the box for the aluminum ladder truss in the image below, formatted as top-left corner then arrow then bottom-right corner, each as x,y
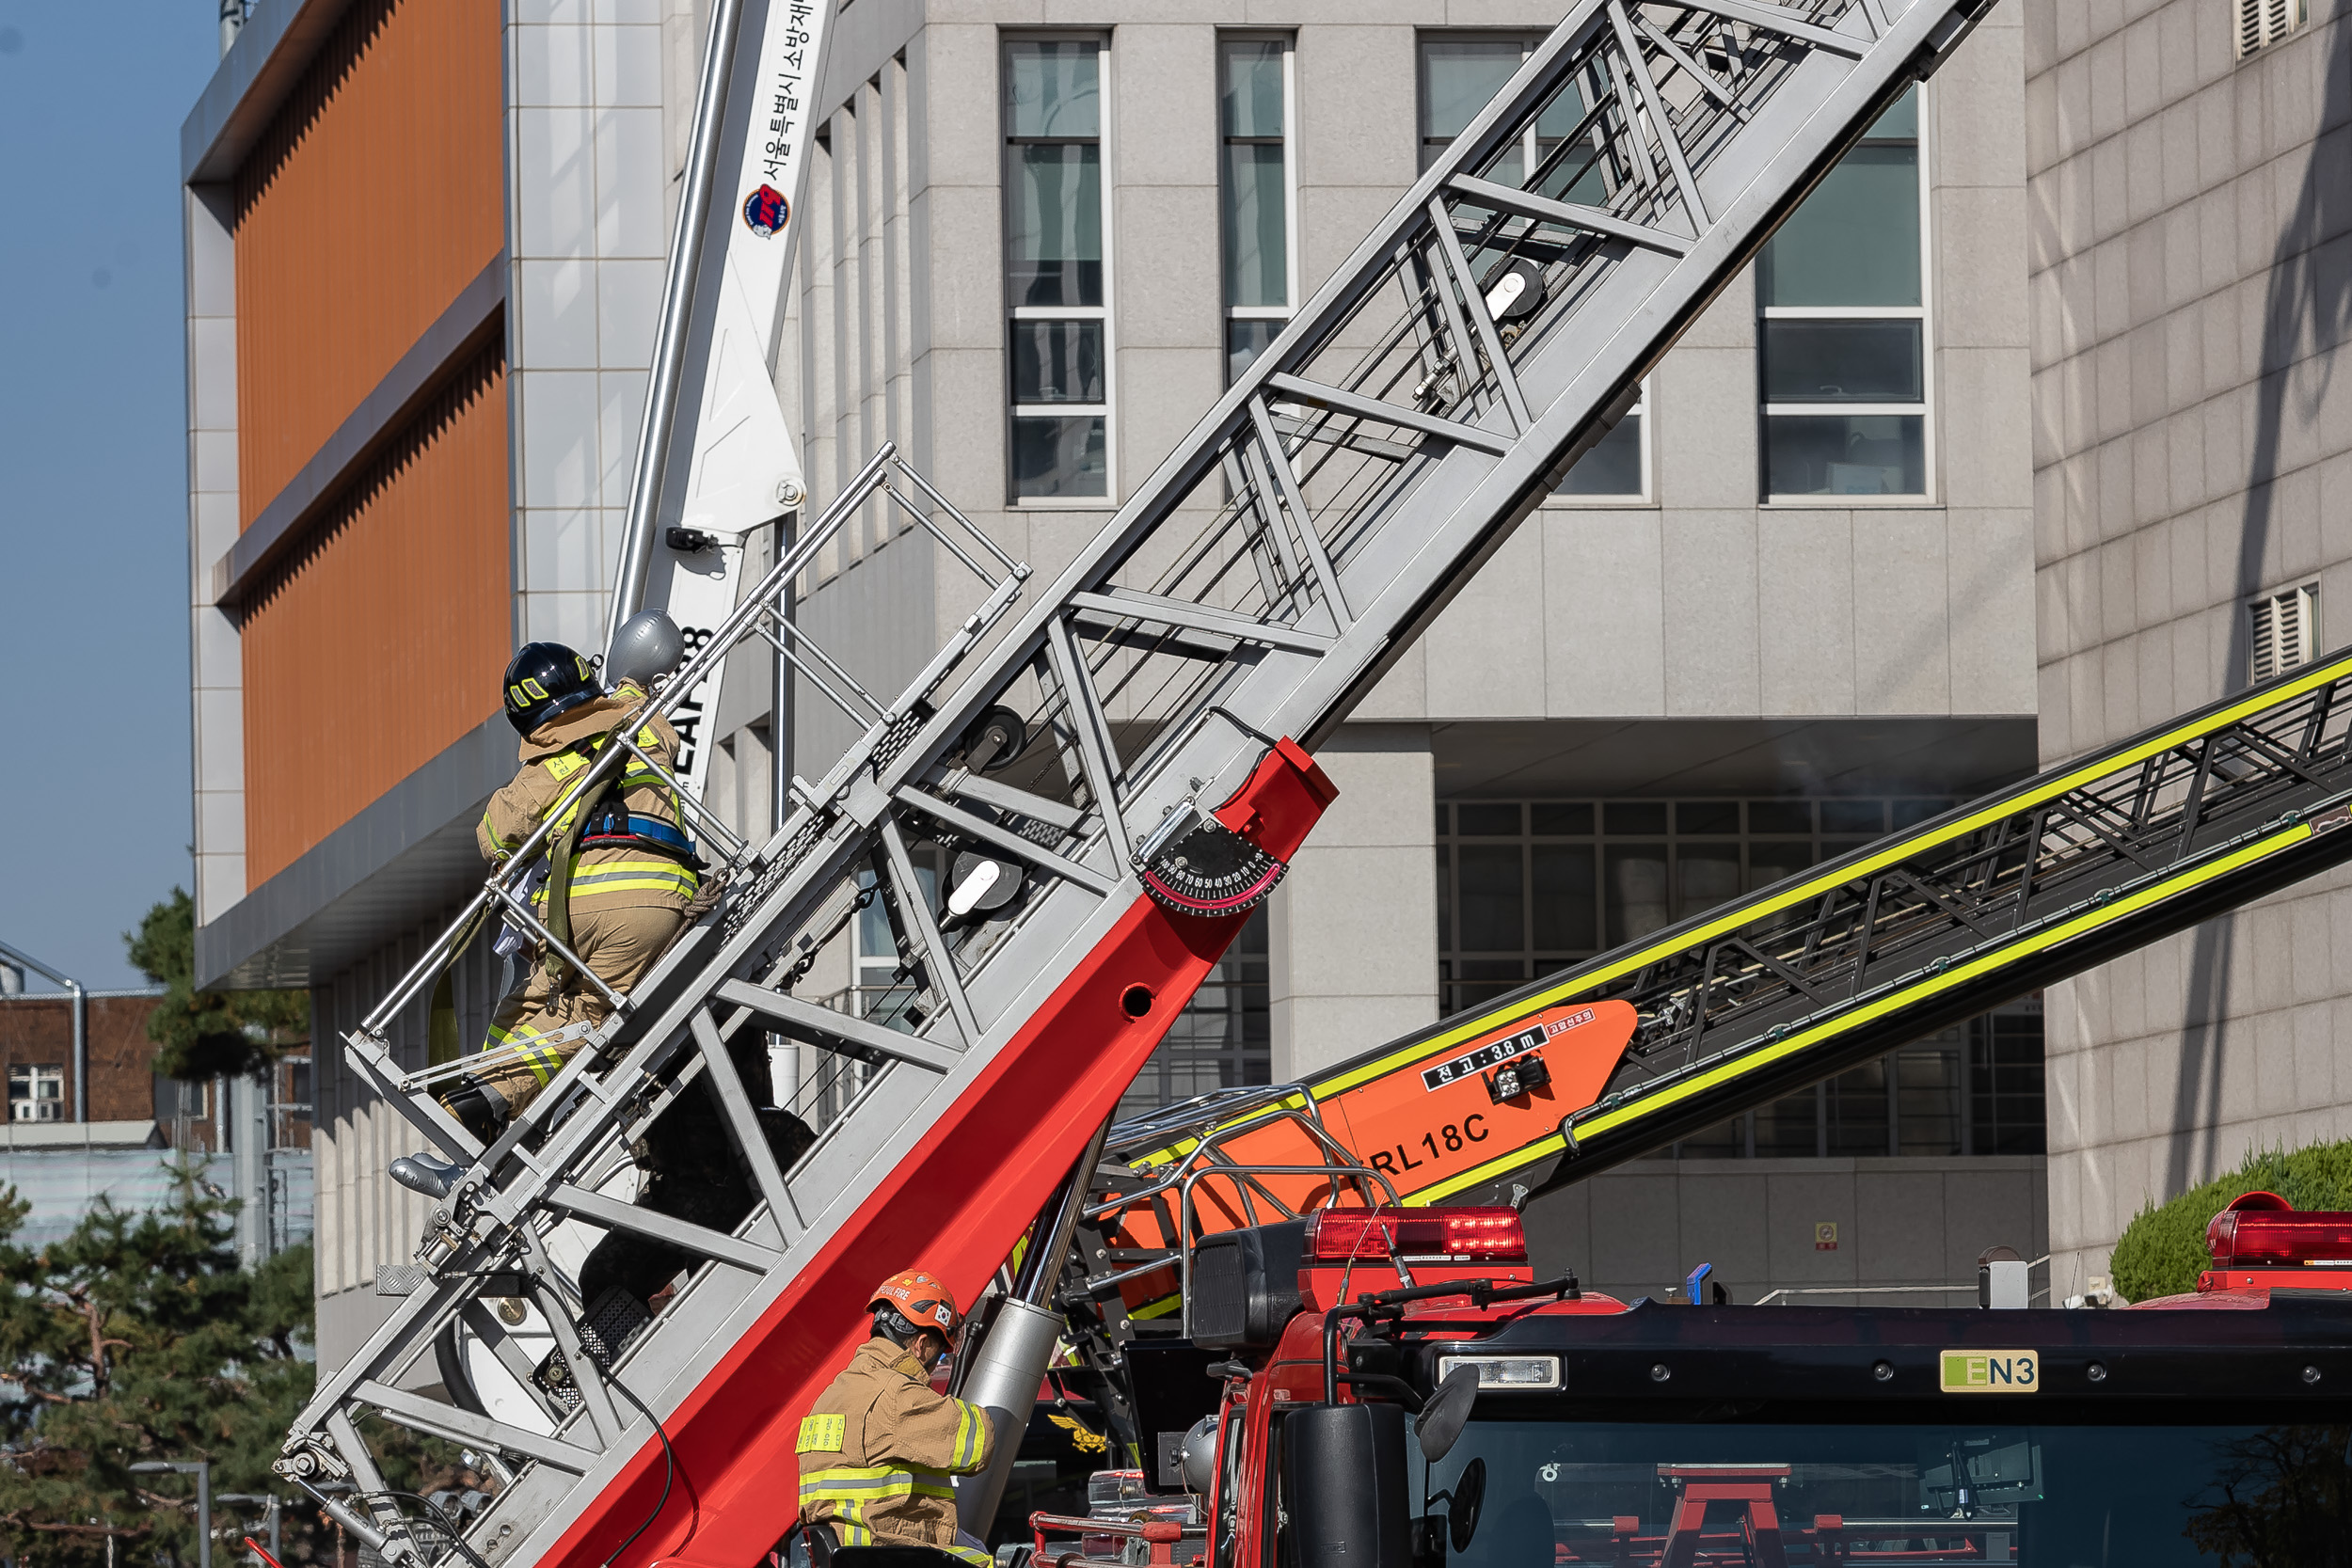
1473,641 -> 2352,1190
273,4 -> 2005,1567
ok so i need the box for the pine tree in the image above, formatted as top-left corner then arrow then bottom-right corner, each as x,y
124,891 -> 307,1083
0,1165 -> 322,1568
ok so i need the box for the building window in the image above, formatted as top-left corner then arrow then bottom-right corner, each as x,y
1438,797 -> 1957,1010
1120,906 -> 1271,1118
1005,39 -> 1111,502
1418,34 -> 1644,498
2235,0 -> 2309,58
1969,1005 -> 2047,1156
2249,580 -> 2319,684
8,1065 -> 62,1123
853,861 -> 938,1028
1434,798 -> 2042,1159
155,1076 -> 210,1124
1550,387 -> 1650,502
1220,37 -> 1295,383
1758,88 -> 1930,499
1416,35 -> 1590,184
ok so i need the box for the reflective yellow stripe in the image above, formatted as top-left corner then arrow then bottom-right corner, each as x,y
801,1467 -> 913,1497
798,1414 -> 847,1453
946,1548 -> 992,1566
566,859 -> 698,900
803,1483 -> 877,1545
1120,648 -> 2352,1189
532,736 -> 692,849
543,740 -> 611,840
483,1022 -> 577,1085
951,1401 -> 987,1469
1132,650 -> 2352,1180
1412,816 -> 2319,1203
1308,648 -> 2352,1106
569,859 -> 695,879
800,1466 -> 951,1502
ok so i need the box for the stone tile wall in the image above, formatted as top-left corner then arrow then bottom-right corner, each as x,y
2026,0 -> 2352,1298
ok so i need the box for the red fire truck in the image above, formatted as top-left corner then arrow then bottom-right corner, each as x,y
1021,1196 -> 2352,1568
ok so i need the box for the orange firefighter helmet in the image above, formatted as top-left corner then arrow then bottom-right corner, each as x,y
869,1270 -> 964,1342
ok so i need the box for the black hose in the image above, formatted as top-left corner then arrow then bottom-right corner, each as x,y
601,1374 -> 679,1568
369,1490 -> 494,1568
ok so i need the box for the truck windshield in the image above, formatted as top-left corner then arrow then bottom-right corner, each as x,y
1419,1419 -> 2352,1566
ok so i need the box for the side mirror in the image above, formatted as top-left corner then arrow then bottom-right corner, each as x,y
1411,1454 -> 1486,1568
1447,1457 -> 1486,1553
1415,1366 -> 1480,1465
1285,1402 -> 1410,1568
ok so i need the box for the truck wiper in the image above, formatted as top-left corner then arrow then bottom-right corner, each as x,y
1359,1274 -> 1581,1311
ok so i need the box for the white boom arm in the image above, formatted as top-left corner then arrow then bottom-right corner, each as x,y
606,0 -> 834,798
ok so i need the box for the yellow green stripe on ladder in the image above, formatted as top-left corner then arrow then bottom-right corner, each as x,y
1311,650 -> 2352,1104
1406,815 -> 2322,1205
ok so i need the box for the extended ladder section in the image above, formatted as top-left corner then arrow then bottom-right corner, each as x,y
273,5 -> 2004,1568
1073,645 -> 2352,1348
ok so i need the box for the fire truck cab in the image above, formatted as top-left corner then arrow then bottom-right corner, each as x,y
1040,1200 -> 2352,1568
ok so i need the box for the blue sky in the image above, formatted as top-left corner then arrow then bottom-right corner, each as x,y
0,3 -> 218,990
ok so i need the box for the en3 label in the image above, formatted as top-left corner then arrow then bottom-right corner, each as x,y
1940,1350 -> 2040,1393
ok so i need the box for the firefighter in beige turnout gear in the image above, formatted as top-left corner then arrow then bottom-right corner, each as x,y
796,1273 -> 994,1564
390,643 -> 700,1200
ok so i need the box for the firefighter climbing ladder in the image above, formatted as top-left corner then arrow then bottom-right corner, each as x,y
274,5 -> 2010,1568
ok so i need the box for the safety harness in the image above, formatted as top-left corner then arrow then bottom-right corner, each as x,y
535,726 -> 698,984
578,799 -> 700,860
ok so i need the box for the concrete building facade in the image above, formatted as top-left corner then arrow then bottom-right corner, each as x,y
769,0 -> 2046,1303
187,0 -> 2052,1370
2026,0 -> 2352,1296
182,0 -> 708,1361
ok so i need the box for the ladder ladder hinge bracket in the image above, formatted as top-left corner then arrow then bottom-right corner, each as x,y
844,772 -> 893,829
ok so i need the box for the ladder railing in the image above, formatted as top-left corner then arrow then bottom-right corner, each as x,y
1049,644 -> 2352,1365
274,4 -> 2007,1566
1545,645 -> 2352,1180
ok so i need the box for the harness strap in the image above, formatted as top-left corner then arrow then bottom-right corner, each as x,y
541,752 -> 614,989
579,804 -> 698,857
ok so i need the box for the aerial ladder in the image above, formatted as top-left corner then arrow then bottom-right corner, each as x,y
1063,642 -> 2352,1370
270,3 -> 2037,1567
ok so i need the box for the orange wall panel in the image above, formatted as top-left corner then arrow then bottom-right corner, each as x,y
239,343 -> 512,886
233,0 -> 503,526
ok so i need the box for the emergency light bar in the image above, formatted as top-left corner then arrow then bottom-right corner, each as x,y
2206,1192 -> 2352,1268
1308,1207 -> 1527,1264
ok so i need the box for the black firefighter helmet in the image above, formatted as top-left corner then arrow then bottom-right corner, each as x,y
502,642 -> 602,736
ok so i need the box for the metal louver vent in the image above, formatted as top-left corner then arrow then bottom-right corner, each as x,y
2235,0 -> 2307,58
2250,581 -> 2320,684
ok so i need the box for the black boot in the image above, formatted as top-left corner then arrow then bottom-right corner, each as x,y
441,1076 -> 510,1143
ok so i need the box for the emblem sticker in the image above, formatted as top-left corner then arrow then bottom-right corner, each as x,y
743,183 -> 789,237
1939,1350 -> 2040,1393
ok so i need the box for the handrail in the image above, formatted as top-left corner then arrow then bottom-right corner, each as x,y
1750,1255 -> 2052,1307
1177,1161 -> 1401,1337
